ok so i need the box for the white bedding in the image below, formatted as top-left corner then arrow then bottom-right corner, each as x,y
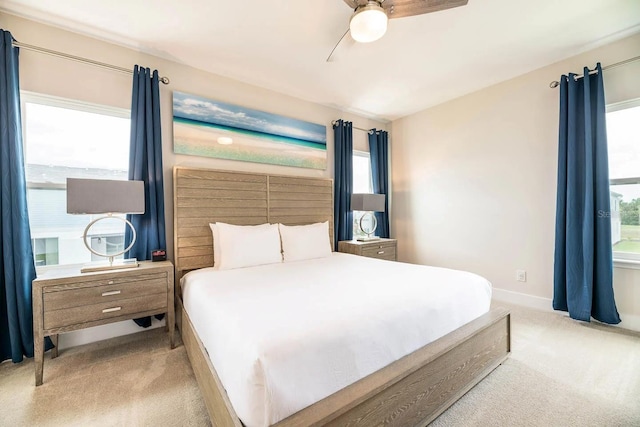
182,252 -> 492,427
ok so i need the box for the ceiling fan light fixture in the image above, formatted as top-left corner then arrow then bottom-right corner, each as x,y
349,1 -> 388,43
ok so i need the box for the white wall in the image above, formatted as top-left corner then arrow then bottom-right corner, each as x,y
391,33 -> 640,332
0,13 -> 388,348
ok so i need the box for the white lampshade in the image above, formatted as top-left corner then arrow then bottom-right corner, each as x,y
350,2 -> 388,43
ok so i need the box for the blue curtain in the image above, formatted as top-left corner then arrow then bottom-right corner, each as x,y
0,30 -> 36,362
333,120 -> 353,249
124,65 -> 166,328
553,63 -> 620,325
369,129 -> 390,238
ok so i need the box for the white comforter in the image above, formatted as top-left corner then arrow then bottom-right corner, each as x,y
181,253 -> 492,427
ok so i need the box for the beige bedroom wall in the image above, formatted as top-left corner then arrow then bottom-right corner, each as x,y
0,13 -> 387,347
391,33 -> 640,331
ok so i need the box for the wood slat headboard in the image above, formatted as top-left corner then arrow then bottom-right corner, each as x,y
173,166 -> 334,279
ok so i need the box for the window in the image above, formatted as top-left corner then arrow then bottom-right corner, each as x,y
352,151 -> 373,239
607,100 -> 640,260
22,93 -> 130,267
90,235 -> 125,261
353,151 -> 373,193
32,238 -> 59,266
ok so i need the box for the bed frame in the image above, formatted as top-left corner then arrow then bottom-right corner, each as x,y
173,166 -> 511,427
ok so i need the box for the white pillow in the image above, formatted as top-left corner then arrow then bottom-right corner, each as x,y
209,223 -> 222,269
215,222 -> 282,270
278,222 -> 332,262
209,222 -> 273,269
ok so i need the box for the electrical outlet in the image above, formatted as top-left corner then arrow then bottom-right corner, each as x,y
516,270 -> 527,282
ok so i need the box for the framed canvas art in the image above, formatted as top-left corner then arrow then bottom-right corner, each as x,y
173,92 -> 327,170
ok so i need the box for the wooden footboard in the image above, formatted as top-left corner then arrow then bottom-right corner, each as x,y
178,298 -> 510,427
178,298 -> 242,427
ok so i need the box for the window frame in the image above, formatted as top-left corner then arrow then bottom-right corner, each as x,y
606,98 -> 640,265
21,91 -> 129,122
21,92 -> 131,271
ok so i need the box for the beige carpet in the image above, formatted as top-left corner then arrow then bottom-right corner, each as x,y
0,328 -> 210,426
1,303 -> 639,426
432,303 -> 640,427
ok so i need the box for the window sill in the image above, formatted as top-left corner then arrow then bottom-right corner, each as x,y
613,259 -> 640,270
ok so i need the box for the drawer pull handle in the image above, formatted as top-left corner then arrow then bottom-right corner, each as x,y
102,307 -> 122,313
102,290 -> 121,297
377,251 -> 385,254
108,280 -> 114,285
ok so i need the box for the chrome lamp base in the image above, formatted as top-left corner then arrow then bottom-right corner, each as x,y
81,258 -> 139,273
356,211 -> 380,241
80,214 -> 140,273
356,235 -> 380,242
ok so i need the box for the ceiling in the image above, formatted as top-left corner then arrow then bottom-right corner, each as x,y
1,0 -> 639,121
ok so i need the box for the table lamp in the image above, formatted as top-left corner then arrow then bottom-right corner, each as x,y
67,178 -> 145,273
351,193 -> 385,241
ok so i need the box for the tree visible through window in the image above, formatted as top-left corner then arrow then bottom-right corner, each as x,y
23,94 -> 130,267
607,101 -> 640,259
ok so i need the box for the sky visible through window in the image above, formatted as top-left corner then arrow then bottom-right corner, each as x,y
353,152 -> 372,193
25,102 -> 130,170
607,103 -> 640,256
607,105 -> 640,200
352,152 -> 373,238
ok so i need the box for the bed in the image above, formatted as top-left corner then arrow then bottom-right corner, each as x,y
173,166 -> 510,427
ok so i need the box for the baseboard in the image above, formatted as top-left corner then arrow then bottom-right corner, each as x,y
58,317 -> 166,350
492,287 -> 640,332
617,313 -> 640,332
491,287 -> 553,312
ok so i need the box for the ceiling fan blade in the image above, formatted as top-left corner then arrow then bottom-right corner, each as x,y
342,0 -> 469,18
385,0 -> 469,19
343,0 -> 362,8
326,28 -> 354,62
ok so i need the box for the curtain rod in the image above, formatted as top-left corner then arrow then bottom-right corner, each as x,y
548,55 -> 640,88
12,41 -> 170,85
331,120 -> 377,134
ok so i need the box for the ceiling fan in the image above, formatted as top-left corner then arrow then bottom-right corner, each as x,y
327,0 -> 469,61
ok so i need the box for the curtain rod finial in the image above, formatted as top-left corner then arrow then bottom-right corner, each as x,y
159,76 -> 170,85
549,81 -> 560,88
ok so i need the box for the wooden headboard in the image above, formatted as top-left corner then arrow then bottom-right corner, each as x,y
173,166 -> 334,279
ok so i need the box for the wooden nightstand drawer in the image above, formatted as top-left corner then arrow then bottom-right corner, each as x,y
338,238 -> 398,261
43,276 -> 167,311
361,246 -> 397,260
44,293 -> 167,330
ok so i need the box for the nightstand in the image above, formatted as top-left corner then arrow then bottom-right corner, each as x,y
338,238 -> 397,261
32,260 -> 174,386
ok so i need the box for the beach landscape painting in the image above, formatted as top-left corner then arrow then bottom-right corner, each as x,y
173,92 -> 327,169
